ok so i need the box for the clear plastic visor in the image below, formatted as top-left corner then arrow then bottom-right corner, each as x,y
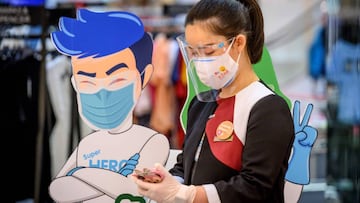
176,34 -> 233,102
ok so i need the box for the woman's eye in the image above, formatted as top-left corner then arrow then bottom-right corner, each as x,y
187,47 -> 198,57
204,50 -> 215,56
202,46 -> 215,55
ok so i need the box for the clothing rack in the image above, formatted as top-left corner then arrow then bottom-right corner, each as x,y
1,4 -> 77,203
35,6 -> 49,203
0,4 -> 48,203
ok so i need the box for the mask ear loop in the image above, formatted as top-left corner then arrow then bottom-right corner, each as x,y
139,68 -> 148,90
235,51 -> 242,65
223,42 -> 242,89
224,38 -> 236,54
227,37 -> 241,65
139,69 -> 145,77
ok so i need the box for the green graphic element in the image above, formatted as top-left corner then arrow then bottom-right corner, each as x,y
115,193 -> 146,203
180,46 -> 291,131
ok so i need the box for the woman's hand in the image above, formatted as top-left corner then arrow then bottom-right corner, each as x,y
131,163 -> 196,203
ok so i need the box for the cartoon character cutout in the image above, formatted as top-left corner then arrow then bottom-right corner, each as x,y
48,9 -> 170,203
284,100 -> 318,203
254,47 -> 318,203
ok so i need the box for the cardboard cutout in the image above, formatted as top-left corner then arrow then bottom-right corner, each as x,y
48,9 -> 170,203
285,100 -> 318,203
180,46 -> 318,203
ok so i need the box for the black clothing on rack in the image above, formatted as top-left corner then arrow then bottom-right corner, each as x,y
1,53 -> 55,202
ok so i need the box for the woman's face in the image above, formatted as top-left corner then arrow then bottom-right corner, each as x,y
184,22 -> 238,59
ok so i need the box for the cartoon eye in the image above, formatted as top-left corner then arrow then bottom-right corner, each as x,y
78,80 -> 97,89
109,78 -> 125,87
80,80 -> 96,85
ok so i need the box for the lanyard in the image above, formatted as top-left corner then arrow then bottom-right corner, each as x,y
190,132 -> 206,182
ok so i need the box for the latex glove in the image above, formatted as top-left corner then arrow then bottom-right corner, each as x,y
285,100 -> 318,185
119,153 -> 140,177
132,163 -> 196,203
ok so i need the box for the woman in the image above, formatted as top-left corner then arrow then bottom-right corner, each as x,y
132,0 -> 294,202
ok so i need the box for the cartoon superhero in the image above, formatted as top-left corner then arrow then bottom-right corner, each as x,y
48,9 -> 170,203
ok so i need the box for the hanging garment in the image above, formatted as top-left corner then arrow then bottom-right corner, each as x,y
309,26 -> 326,80
327,39 -> 360,124
1,53 -> 55,202
46,54 -> 72,177
149,33 -> 176,139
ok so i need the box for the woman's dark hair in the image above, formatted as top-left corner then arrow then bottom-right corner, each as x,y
185,0 -> 264,64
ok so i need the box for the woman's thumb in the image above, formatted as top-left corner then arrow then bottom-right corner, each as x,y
155,163 -> 166,171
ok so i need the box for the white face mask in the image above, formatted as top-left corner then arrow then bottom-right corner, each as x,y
192,42 -> 240,90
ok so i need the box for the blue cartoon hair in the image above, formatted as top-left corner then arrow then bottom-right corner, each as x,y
51,9 -> 153,75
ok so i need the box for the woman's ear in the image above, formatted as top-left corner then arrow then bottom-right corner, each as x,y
142,64 -> 154,88
234,34 -> 247,53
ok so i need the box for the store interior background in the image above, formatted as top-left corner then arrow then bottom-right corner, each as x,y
1,0 -> 358,203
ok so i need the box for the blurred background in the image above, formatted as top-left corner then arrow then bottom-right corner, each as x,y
1,0 -> 358,203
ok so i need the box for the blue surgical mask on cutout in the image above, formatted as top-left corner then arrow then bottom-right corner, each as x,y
79,82 -> 135,130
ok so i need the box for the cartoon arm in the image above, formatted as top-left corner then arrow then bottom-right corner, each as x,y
135,132 -> 170,168
49,147 -> 106,202
65,153 -> 141,200
67,133 -> 169,201
49,148 -> 141,202
118,153 -> 140,176
284,100 -> 318,203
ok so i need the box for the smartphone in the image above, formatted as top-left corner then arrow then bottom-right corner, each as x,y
133,168 -> 164,183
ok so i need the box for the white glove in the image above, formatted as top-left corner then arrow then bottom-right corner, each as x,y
132,163 -> 196,203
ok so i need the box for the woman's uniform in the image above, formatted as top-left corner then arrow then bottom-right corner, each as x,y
170,81 -> 294,203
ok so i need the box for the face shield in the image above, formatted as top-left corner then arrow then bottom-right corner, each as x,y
176,34 -> 238,102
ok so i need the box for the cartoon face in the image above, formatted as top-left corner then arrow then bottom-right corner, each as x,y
51,9 -> 154,131
70,48 -> 145,131
71,48 -> 142,99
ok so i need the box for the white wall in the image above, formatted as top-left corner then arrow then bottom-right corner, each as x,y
261,0 -> 323,86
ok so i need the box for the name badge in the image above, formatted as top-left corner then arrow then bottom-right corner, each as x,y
214,120 -> 234,142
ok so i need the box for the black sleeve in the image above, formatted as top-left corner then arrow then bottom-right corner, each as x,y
214,95 -> 295,202
169,97 -> 217,179
168,97 -> 198,178
169,151 -> 185,179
